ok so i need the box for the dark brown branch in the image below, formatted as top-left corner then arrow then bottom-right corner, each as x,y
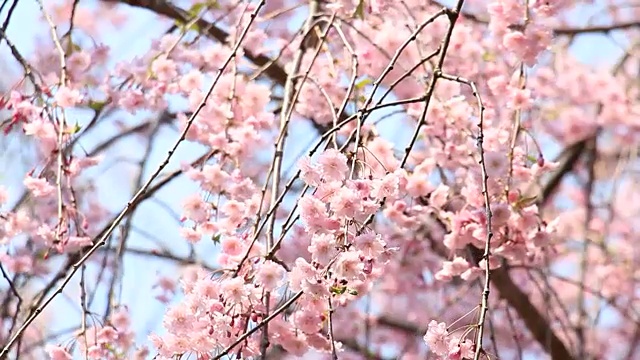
466,247 -> 575,360
436,0 -> 640,36
624,323 -> 640,360
554,21 -> 640,35
377,316 -> 424,334
420,219 -> 577,360
104,0 -> 348,138
105,0 -> 288,85
535,139 -> 586,207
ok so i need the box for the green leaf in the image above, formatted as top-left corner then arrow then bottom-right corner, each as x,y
482,52 -> 496,62
514,195 -> 538,209
175,1 -> 217,30
65,40 -> 82,55
147,63 -> 155,79
187,2 -> 207,17
526,154 -> 537,163
174,18 -> 201,32
348,288 -> 358,296
87,100 -> 106,112
355,78 -> 372,90
353,0 -> 365,19
211,233 -> 221,244
67,122 -> 82,135
330,285 -> 347,295
36,249 -> 47,260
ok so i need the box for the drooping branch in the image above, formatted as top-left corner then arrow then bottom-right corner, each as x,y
0,147 -> 215,358
430,0 -> 640,36
535,139 -> 586,207
414,138 -> 589,360
105,0 -> 288,85
104,0 -> 353,138
417,215 -> 576,360
553,20 -> 640,35
465,246 -> 576,360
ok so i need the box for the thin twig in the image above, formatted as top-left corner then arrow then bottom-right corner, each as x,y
439,73 -> 491,359
399,3 -> 463,168
36,0 -> 70,246
212,291 -> 304,360
327,298 -> 339,360
262,4 -> 325,354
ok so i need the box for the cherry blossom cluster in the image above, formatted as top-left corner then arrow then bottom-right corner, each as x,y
46,308 -> 144,360
150,147 -> 403,358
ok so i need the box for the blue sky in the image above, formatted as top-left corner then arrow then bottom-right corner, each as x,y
0,0 -> 631,358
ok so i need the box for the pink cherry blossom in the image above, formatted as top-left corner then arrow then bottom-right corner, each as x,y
298,156 -> 322,187
424,320 -> 450,356
483,151 -> 508,178
0,186 -> 8,205
317,148 -> 349,182
308,233 -> 338,265
46,345 -> 72,360
334,251 -> 364,280
293,309 -> 324,334
220,235 -> 244,256
182,194 -> 211,223
179,69 -> 203,92
255,260 -> 285,290
151,56 -> 178,82
23,176 -> 55,198
54,86 -> 82,107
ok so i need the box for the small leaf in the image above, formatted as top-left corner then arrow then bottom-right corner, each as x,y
65,40 -> 82,55
174,19 -> 201,32
348,289 -> 358,296
187,2 -> 206,17
355,78 -> 372,90
525,154 -> 537,163
330,285 -> 347,295
482,52 -> 496,62
514,195 -> 538,209
211,233 -> 221,244
543,107 -> 561,120
66,122 -> 82,135
87,100 -> 106,112
353,0 -> 365,19
175,1 -> 216,31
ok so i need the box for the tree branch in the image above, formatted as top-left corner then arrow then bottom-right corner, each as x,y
554,20 -> 640,35
105,0 -> 288,85
432,0 -> 640,36
466,247 -> 575,360
535,139 -> 586,207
